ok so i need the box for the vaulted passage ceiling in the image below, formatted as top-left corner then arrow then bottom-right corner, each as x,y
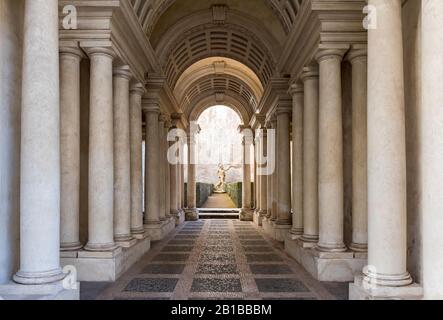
129,0 -> 304,121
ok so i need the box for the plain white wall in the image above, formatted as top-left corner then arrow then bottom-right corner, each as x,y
0,0 -> 24,284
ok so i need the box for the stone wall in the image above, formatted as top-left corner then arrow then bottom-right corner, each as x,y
0,0 -> 23,284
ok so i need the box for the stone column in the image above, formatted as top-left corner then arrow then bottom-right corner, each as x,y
316,49 -> 347,252
365,0 -> 412,287
255,133 -> 261,214
158,115 -> 167,221
169,134 -> 179,216
240,127 -> 253,212
259,129 -> 268,217
270,117 -> 278,221
266,121 -> 274,219
300,67 -> 319,243
348,48 -> 368,252
276,106 -> 292,225
289,84 -> 304,237
14,0 -> 65,284
143,102 -> 161,225
164,120 -> 172,218
60,46 -> 84,251
84,46 -> 117,252
113,65 -> 134,246
187,132 -> 197,210
129,83 -> 145,238
422,0 -> 443,299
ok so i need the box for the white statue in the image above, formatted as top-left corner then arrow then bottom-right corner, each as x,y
213,164 -> 235,193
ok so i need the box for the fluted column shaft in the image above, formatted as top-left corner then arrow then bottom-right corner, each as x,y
365,0 -> 412,286
144,104 -> 161,225
422,0 -> 443,299
316,49 -> 346,252
301,67 -> 319,242
266,122 -> 273,218
84,47 -> 117,252
276,108 -> 292,224
113,66 -> 133,244
14,0 -> 64,284
290,84 -> 304,236
129,84 -> 145,236
60,47 -> 83,251
348,49 -> 368,252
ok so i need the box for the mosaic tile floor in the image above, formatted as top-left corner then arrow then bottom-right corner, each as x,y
85,220 -> 348,300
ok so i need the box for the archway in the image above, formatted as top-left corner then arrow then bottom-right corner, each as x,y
194,105 -> 243,211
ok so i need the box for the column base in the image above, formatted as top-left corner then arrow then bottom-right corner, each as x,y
116,237 -> 137,248
144,217 -> 176,241
285,238 -> 367,282
262,218 -> 291,242
349,275 -> 423,300
60,242 -> 83,252
185,208 -> 199,221
13,268 -> 66,285
131,228 -> 147,240
239,208 -> 254,221
84,242 -> 118,252
0,279 -> 80,300
60,237 -> 151,282
253,210 -> 263,226
289,228 -> 304,240
172,209 -> 186,226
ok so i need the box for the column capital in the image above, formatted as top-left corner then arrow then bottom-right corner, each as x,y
130,82 -> 146,96
315,45 -> 349,63
113,65 -> 132,80
82,46 -> 116,60
346,46 -> 368,64
288,83 -> 304,97
142,98 -> 160,114
300,66 -> 319,82
59,44 -> 85,60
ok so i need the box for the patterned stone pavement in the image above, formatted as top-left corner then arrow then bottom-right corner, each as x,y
85,220 -> 348,300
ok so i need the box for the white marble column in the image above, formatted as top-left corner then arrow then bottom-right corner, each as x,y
14,0 -> 65,284
113,65 -> 134,246
316,49 -> 347,252
169,134 -> 179,216
422,0 -> 443,299
84,46 -> 117,252
158,114 -> 167,221
241,127 -> 253,211
143,102 -> 161,225
276,107 -> 292,225
259,129 -> 268,216
60,46 -> 84,251
348,48 -> 368,252
365,0 -> 412,286
289,84 -> 304,237
129,83 -> 145,237
300,67 -> 319,243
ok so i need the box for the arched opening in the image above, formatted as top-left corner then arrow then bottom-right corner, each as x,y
192,105 -> 244,212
